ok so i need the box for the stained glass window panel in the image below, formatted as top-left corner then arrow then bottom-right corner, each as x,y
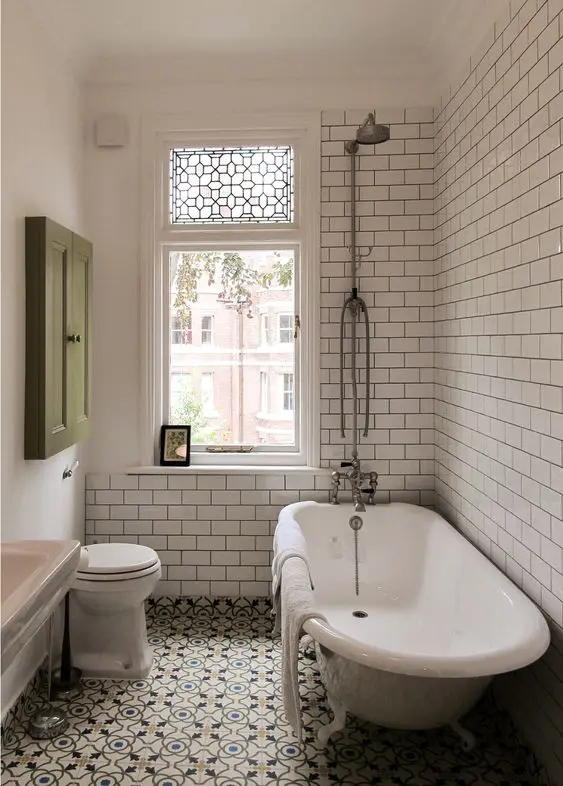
170,146 -> 294,224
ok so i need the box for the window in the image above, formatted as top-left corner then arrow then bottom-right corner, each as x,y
201,372 -> 214,415
260,372 -> 269,413
260,314 -> 270,345
170,373 -> 192,420
279,314 -> 294,344
144,115 -> 320,466
170,146 -> 294,224
169,249 -> 295,446
170,315 -> 191,344
201,315 -> 214,345
283,373 -> 294,411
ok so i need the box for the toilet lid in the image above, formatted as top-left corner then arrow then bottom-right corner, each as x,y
78,543 -> 159,575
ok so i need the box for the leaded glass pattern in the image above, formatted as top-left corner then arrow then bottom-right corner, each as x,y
169,146 -> 294,224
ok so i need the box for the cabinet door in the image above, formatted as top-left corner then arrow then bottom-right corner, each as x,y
68,233 -> 93,442
25,217 -> 73,459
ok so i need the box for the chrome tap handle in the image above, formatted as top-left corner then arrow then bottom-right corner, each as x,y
357,471 -> 378,505
329,470 -> 341,505
366,472 -> 378,504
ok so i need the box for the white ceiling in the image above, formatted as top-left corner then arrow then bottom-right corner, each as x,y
23,0 -> 510,88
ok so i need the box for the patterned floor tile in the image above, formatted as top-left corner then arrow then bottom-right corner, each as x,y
1,598 -> 540,786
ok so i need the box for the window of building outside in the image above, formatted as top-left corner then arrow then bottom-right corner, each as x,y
260,372 -> 269,413
201,372 -> 215,415
171,315 -> 191,344
260,314 -> 270,345
170,372 -> 192,421
279,313 -> 294,344
201,315 -> 214,345
150,121 -> 319,467
283,372 -> 294,412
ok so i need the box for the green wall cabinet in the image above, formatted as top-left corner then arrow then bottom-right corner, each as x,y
25,217 -> 93,460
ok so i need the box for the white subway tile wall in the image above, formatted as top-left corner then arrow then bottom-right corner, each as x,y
319,107 -> 436,487
86,466 -> 434,597
434,0 -> 563,780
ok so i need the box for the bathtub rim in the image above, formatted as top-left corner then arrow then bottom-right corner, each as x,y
278,501 -> 551,679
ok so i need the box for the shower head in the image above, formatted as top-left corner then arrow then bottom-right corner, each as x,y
356,113 -> 390,144
345,112 -> 390,153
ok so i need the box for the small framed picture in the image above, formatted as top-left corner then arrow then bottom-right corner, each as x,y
159,425 -> 191,466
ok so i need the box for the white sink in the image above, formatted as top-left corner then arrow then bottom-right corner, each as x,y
1,540 -> 81,673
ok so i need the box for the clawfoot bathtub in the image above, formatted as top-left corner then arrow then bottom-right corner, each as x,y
276,502 -> 550,747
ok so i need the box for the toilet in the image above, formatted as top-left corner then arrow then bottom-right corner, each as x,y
70,543 -> 161,679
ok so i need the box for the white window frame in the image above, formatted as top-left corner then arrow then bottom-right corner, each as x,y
140,112 -> 320,467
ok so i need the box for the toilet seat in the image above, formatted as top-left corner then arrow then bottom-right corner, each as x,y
77,543 -> 160,583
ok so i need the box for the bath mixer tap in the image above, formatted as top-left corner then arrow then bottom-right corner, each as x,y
328,458 -> 378,510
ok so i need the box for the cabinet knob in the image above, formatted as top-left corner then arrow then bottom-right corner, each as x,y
67,333 -> 81,343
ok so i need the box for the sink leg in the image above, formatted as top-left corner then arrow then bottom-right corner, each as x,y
28,613 -> 69,740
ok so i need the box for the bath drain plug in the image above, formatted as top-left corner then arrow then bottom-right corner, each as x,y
352,610 -> 368,618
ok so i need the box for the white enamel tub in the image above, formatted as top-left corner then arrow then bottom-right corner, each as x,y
277,501 -> 550,744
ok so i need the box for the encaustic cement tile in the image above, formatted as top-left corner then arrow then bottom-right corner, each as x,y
1,597 -> 542,786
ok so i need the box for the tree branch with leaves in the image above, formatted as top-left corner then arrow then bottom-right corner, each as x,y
171,251 -> 293,327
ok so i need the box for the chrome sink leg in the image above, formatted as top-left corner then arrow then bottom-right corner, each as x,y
28,613 -> 69,739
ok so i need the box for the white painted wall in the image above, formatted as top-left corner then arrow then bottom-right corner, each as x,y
1,0 -> 88,714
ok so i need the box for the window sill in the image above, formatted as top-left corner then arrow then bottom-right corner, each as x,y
127,465 -> 330,475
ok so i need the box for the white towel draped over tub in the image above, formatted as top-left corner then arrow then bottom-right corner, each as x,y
280,556 -> 327,740
271,515 -> 312,635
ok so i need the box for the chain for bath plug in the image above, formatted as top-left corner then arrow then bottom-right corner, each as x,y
349,515 -> 363,596
354,528 -> 359,595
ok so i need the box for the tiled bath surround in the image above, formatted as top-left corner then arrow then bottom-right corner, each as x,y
434,0 -> 563,779
319,107 -> 435,479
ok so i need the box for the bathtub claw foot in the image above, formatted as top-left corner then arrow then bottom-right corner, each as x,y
318,693 -> 347,746
450,720 -> 477,752
300,634 -> 314,655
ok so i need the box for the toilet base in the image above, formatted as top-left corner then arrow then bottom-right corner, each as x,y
70,596 -> 154,679
74,651 -> 153,680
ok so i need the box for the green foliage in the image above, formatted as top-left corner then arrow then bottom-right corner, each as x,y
172,251 -> 293,325
272,257 -> 293,287
171,388 -> 221,445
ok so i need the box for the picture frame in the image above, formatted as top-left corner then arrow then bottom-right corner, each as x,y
159,425 -> 191,466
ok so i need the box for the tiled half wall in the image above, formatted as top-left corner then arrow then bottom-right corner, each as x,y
85,470 -> 435,597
